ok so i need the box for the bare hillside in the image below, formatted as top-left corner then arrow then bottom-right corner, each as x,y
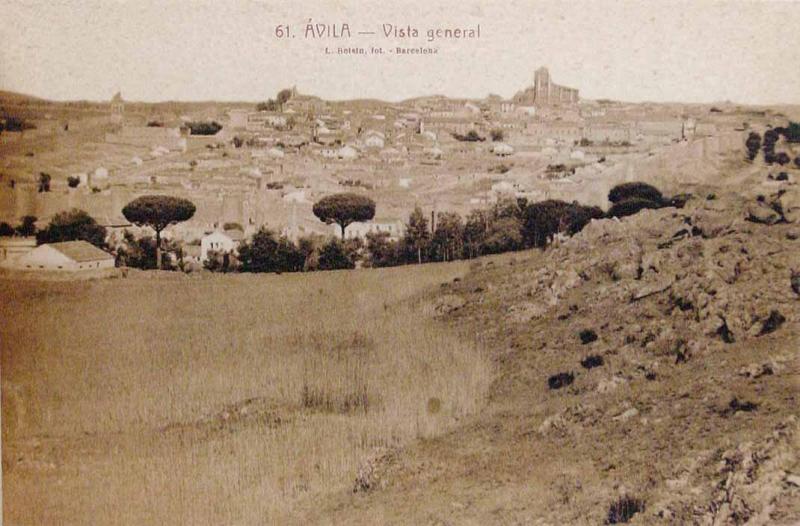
295,189 -> 800,524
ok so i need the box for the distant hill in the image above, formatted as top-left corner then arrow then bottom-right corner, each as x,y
0,90 -> 47,104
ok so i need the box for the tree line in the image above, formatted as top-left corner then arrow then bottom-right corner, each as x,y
193,181 -> 677,273
1,182 -> 679,274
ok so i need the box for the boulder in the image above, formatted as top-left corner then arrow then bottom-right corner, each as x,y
746,203 -> 781,225
773,189 -> 800,222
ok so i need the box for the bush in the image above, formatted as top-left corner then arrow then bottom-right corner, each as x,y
607,197 -> 663,219
565,204 -> 604,235
521,199 -> 571,248
763,129 -> 779,162
452,130 -> 485,142
608,182 -> 664,204
745,132 -> 761,161
1,116 -> 35,132
758,310 -> 785,336
482,217 -> 522,254
547,372 -> 574,390
579,329 -> 598,344
580,355 -> 604,369
520,200 -> 601,249
15,215 -> 37,236
115,231 -> 176,270
784,121 -> 800,143
606,495 -> 645,524
67,176 -> 80,188
187,121 -> 222,135
317,238 -> 354,271
775,152 -> 791,165
36,209 -> 107,248
203,249 -> 238,273
365,231 -> 402,268
238,227 -> 304,273
724,398 -> 759,416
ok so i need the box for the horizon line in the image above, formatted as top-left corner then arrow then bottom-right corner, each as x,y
3,87 -> 799,110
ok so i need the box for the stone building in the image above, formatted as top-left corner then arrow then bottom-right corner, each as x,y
110,92 -> 124,124
335,218 -> 405,240
513,67 -> 579,106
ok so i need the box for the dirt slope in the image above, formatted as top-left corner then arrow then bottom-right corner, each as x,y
295,190 -> 800,525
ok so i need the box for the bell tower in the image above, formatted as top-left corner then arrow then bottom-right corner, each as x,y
110,91 -> 124,125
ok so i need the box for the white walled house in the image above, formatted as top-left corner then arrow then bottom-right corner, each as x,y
335,219 -> 405,240
492,143 -> 515,156
200,231 -> 238,263
364,131 -> 386,149
338,145 -> 358,160
5,241 -> 114,271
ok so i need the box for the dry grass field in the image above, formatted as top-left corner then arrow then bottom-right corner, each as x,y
1,263 -> 491,525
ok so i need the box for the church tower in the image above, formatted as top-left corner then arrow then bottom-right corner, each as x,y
534,67 -> 551,105
110,92 -> 124,125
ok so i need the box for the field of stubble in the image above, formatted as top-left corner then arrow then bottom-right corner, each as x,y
1,263 -> 490,525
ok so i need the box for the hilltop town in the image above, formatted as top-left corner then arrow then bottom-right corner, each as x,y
1,66 -> 794,272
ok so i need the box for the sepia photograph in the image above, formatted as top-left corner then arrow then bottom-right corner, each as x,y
1,0 -> 799,524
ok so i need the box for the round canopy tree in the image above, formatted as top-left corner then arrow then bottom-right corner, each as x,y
122,195 -> 196,269
312,193 -> 376,239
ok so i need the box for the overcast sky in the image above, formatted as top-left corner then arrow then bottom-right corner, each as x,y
2,0 -> 799,104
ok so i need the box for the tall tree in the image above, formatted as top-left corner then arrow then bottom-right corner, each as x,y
122,196 -> 196,269
404,206 -> 430,264
483,217 -> 523,254
38,172 -> 51,193
463,209 -> 490,258
237,226 -> 303,273
276,88 -> 293,107
522,200 -> 572,248
36,209 -> 107,248
365,231 -> 400,268
16,215 -> 37,237
432,211 -> 464,261
312,193 -> 376,239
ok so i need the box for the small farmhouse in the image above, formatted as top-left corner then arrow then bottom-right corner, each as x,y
200,230 -> 240,263
9,241 -> 115,271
